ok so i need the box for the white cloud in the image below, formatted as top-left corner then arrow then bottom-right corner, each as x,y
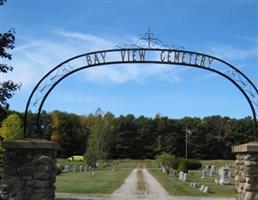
195,42 -> 258,81
2,29 -> 185,91
56,30 -> 114,48
4,30 -> 257,93
208,43 -> 257,62
83,64 -> 184,84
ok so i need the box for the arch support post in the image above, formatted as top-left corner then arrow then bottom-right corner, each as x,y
0,139 -> 59,200
233,141 -> 258,200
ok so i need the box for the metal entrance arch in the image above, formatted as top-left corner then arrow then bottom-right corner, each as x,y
24,32 -> 258,138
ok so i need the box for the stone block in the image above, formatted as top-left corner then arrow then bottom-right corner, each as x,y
1,139 -> 58,200
233,141 -> 258,200
245,191 -> 258,200
244,160 -> 258,167
3,139 -> 59,150
233,142 -> 258,153
244,182 -> 258,191
21,175 -> 33,180
33,180 -> 50,189
33,172 -> 50,180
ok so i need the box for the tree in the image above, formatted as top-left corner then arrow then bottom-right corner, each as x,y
0,114 -> 23,140
50,112 -> 61,143
0,1 -> 21,116
0,0 -> 6,5
49,111 -> 87,157
112,114 -> 138,158
86,109 -> 116,167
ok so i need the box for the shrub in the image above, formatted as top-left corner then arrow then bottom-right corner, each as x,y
177,159 -> 202,172
56,164 -> 63,175
155,153 -> 174,166
155,152 -> 176,173
187,159 -> 202,170
171,158 -> 181,170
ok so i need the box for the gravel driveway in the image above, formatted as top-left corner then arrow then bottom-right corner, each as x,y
55,168 -> 234,200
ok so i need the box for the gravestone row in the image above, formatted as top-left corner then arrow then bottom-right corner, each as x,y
60,165 -> 88,173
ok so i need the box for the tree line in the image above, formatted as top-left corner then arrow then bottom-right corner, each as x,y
0,1 -> 256,163
0,109 -> 255,160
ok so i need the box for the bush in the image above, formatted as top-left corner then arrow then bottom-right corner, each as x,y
56,164 -> 64,175
177,159 -> 202,172
171,157 -> 181,170
155,152 -> 176,173
155,153 -> 174,166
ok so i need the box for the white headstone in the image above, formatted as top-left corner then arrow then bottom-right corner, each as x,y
178,171 -> 184,181
182,173 -> 187,182
72,165 -> 76,172
210,165 -> 216,176
218,167 -> 223,175
200,185 -> 204,191
192,182 -> 197,188
219,167 -> 230,185
64,165 -> 69,173
161,166 -> 166,173
215,178 -> 218,184
203,186 -> 209,193
201,168 -> 208,179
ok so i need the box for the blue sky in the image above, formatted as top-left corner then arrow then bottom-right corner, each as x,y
1,0 -> 258,118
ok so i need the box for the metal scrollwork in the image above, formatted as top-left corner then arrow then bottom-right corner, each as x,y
29,61 -> 75,113
116,28 -> 184,50
24,31 -> 258,139
226,69 -> 258,103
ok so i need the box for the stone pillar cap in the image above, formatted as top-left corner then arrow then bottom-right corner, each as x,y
3,139 -> 59,150
233,141 -> 258,153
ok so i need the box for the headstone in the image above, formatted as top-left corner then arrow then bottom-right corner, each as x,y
189,182 -> 197,188
192,182 -> 197,188
79,165 -> 83,172
169,168 -> 177,177
203,186 -> 209,193
158,162 -> 162,171
210,165 -> 216,176
200,185 -> 204,191
214,178 -> 218,184
64,165 -> 69,173
178,171 -> 184,181
72,165 -> 76,172
218,167 -> 230,185
182,173 -> 187,182
161,166 -> 166,173
218,167 -> 223,175
201,168 -> 208,179
206,165 -> 211,174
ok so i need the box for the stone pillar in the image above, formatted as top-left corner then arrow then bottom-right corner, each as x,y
0,139 -> 59,200
233,141 -> 258,200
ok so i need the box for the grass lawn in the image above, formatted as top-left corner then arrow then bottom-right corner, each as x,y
56,159 -> 236,197
55,159 -> 145,194
147,160 -> 235,197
